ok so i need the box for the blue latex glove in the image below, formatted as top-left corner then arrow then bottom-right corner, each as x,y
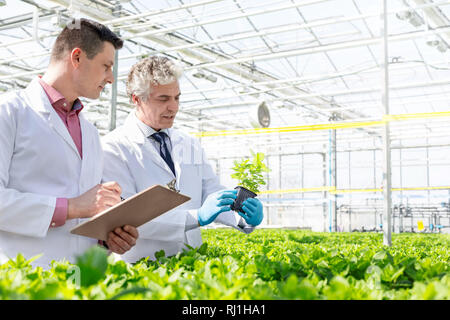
198,190 -> 237,226
237,197 -> 263,226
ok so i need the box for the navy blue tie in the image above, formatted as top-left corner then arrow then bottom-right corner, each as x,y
151,132 -> 175,176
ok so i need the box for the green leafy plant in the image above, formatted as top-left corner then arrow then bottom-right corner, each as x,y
231,151 -> 270,193
0,231 -> 449,300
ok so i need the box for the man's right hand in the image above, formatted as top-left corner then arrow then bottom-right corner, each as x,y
67,181 -> 122,219
197,189 -> 237,226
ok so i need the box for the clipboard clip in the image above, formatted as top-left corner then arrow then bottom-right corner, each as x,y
166,179 -> 180,193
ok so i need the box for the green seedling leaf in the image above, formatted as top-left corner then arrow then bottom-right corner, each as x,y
155,250 -> 166,260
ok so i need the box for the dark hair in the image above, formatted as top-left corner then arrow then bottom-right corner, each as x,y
51,18 -> 123,62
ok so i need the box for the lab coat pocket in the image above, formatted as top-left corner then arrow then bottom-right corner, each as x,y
185,228 -> 202,249
137,209 -> 186,242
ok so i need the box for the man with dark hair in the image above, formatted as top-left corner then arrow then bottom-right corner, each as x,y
51,18 -> 123,61
0,18 -> 138,269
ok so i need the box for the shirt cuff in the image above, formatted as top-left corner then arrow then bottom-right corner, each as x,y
49,198 -> 68,228
186,209 -> 200,231
98,240 -> 109,249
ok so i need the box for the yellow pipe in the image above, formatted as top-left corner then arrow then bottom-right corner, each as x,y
192,111 -> 450,137
258,185 -> 450,195
259,186 -> 334,194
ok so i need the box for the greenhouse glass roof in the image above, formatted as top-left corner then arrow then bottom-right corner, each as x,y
0,0 -> 449,148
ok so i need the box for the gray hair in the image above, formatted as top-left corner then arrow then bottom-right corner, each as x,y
126,56 -> 183,102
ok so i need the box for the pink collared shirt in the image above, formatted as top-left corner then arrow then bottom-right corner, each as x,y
38,77 -> 83,229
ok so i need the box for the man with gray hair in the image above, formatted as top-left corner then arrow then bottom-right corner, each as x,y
101,56 -> 264,263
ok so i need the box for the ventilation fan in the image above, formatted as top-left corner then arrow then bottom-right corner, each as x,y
257,101 -> 270,128
249,101 -> 271,128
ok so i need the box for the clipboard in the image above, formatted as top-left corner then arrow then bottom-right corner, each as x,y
70,185 -> 191,241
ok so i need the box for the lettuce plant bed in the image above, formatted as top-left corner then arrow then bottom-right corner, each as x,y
0,229 -> 448,300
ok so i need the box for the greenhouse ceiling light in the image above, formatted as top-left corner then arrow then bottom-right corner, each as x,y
426,38 -> 448,52
192,70 -> 217,82
204,74 -> 217,83
192,70 -> 206,79
395,10 -> 424,27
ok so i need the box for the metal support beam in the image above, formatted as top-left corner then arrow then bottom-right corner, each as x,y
381,0 -> 392,246
328,128 -> 337,232
322,151 -> 327,232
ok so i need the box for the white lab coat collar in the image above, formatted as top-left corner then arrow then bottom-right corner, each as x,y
124,111 -> 182,147
24,78 -> 52,114
168,128 -> 183,182
124,111 -> 183,179
126,111 -> 183,146
135,115 -> 169,140
123,111 -> 147,145
25,77 -> 81,160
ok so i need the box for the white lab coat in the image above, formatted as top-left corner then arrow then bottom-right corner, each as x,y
102,111 -> 254,263
0,78 -> 102,268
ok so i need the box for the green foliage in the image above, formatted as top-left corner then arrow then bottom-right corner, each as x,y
75,245 -> 108,287
230,151 -> 270,193
0,230 -> 449,300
